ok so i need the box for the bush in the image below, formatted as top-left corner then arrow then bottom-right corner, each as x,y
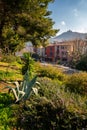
1,54 -> 22,64
0,77 -> 87,129
12,99 -> 87,130
0,93 -> 14,130
37,65 -> 65,81
0,70 -> 22,81
11,77 -> 87,129
76,54 -> 87,71
65,72 -> 87,95
1,55 -> 17,63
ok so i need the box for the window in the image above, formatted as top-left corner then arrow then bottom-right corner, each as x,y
50,52 -> 53,56
57,46 -> 59,49
61,46 -> 64,49
50,47 -> 53,51
62,51 -> 64,55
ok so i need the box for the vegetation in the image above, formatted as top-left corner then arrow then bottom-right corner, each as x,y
0,77 -> 87,129
65,72 -> 87,95
37,63 -> 66,81
0,60 -> 22,81
22,52 -> 35,76
1,0 -> 87,129
0,62 -> 87,129
0,0 -> 58,55
76,54 -> 87,71
4,71 -> 39,103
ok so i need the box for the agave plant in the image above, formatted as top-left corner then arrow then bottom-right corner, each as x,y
4,71 -> 40,103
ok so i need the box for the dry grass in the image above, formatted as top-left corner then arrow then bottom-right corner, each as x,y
0,61 -> 22,92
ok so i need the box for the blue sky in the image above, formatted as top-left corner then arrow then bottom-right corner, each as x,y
48,0 -> 87,35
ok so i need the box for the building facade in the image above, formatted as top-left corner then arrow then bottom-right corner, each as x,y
45,44 -> 55,62
44,42 -> 74,63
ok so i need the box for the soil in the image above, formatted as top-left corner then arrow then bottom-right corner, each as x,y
0,81 -> 15,92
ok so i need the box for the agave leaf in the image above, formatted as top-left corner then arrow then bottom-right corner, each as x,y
36,81 -> 41,86
14,81 -> 20,88
3,70 -> 39,103
32,87 -> 38,95
23,71 -> 30,81
13,82 -> 26,101
14,81 -> 20,94
23,76 -> 37,100
18,91 -> 25,101
22,80 -> 27,92
19,91 -> 25,96
4,86 -> 19,102
21,71 -> 29,92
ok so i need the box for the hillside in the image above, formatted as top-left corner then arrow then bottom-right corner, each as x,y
51,30 -> 87,42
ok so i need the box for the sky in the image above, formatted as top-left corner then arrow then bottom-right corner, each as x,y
48,0 -> 87,35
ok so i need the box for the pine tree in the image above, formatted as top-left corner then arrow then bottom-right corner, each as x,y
0,0 -> 58,54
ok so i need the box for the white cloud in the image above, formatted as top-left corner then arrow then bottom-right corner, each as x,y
61,21 -> 66,26
73,9 -> 78,17
72,27 -> 87,33
79,27 -> 87,33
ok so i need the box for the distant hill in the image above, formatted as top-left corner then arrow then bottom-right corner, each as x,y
51,30 -> 87,42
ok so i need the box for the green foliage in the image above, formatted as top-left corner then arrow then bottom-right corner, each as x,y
1,26 -> 24,54
0,60 -> 22,81
1,55 -> 18,63
0,76 -> 87,129
1,60 -> 87,129
0,93 -> 13,130
76,54 -> 87,71
22,52 -> 35,76
0,70 -> 16,80
0,93 -> 13,107
9,77 -> 87,130
37,65 -> 66,81
0,107 -> 12,130
65,72 -> 87,95
4,71 -> 38,103
0,0 -> 58,54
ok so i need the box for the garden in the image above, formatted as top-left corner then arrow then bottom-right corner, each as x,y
0,1 -> 87,129
0,54 -> 87,130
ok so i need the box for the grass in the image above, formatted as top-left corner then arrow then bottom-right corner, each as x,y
0,61 -> 22,81
0,62 -> 87,129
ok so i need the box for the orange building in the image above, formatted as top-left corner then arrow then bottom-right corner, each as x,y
55,42 -> 73,63
34,39 -> 87,63
44,42 -> 74,63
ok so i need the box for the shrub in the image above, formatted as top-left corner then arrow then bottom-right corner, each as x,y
1,55 -> 17,63
11,77 -> 87,129
0,70 -> 15,80
65,72 -> 87,95
0,77 -> 87,129
0,93 -> 14,130
76,54 -> 87,71
37,65 -> 65,81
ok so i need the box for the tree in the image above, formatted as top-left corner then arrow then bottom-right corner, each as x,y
76,54 -> 87,71
69,39 -> 85,68
0,0 -> 58,55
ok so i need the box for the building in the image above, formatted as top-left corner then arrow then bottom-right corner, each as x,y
54,42 -> 73,63
45,44 -> 55,62
23,39 -> 87,64
44,42 -> 74,63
